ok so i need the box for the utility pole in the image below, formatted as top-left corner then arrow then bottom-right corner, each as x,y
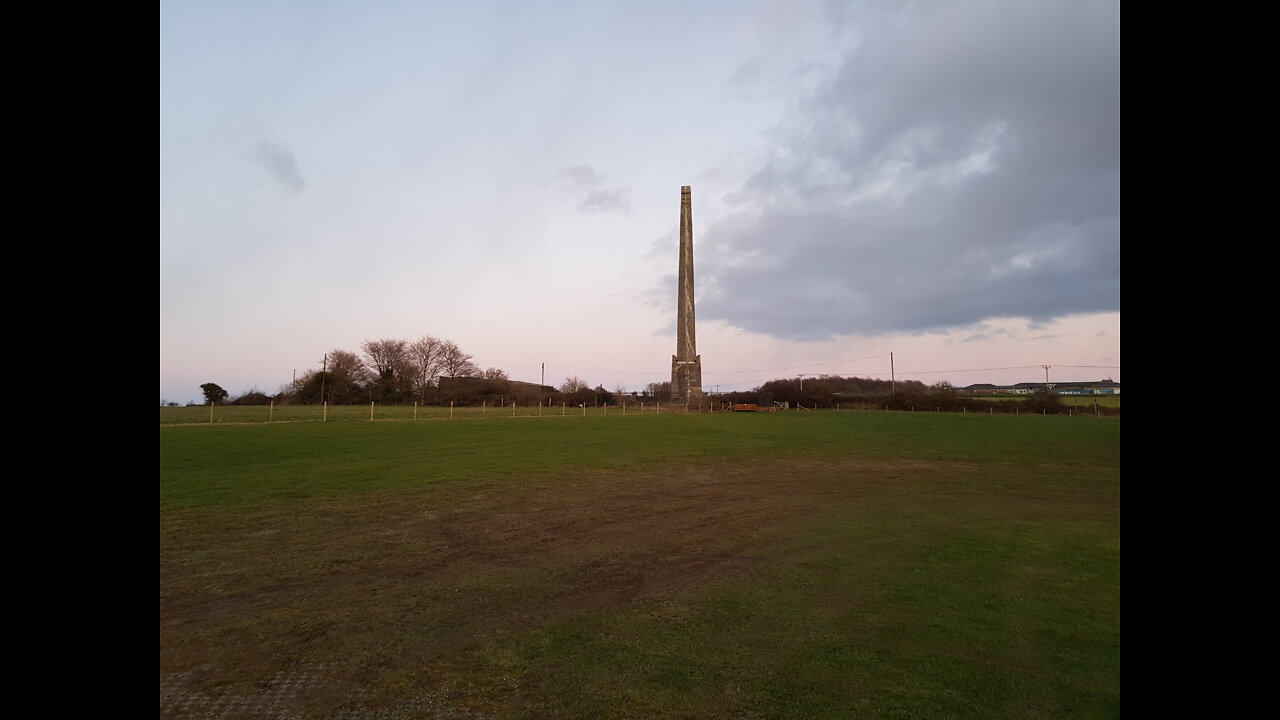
1042,364 -> 1052,389
890,352 -> 895,395
320,353 -> 327,405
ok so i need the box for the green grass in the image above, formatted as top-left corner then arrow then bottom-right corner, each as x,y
1060,395 -> 1120,408
512,519 -> 1118,719
160,412 -> 1117,510
161,412 -> 1120,719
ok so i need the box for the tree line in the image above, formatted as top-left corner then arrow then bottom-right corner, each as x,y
716,375 -> 923,407
191,363 -> 1105,416
194,337 -> 630,408
289,337 -> 489,405
719,376 -> 1107,415
195,368 -> 920,408
195,336 -> 494,406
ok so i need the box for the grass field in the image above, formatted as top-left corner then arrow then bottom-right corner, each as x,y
160,411 -> 1120,719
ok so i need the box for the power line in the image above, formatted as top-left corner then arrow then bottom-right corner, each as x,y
895,364 -> 1047,375
543,363 -> 666,376
545,353 -> 892,377
546,360 -> 1118,381
894,364 -> 1120,375
710,353 -> 892,374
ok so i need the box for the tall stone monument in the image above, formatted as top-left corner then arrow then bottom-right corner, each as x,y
671,185 -> 703,404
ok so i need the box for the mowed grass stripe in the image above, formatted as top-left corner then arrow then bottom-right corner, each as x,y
160,412 -> 1118,510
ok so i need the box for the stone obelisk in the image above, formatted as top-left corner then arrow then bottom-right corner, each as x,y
671,186 -> 703,404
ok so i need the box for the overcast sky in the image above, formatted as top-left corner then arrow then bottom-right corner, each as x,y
160,0 -> 1119,403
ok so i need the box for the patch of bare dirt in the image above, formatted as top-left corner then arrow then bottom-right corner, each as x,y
159,460 -> 895,718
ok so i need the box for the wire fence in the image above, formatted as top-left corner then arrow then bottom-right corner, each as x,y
159,396 -> 1118,425
158,400 -> 726,425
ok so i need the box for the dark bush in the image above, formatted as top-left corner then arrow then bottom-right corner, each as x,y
232,391 -> 273,406
1021,390 -> 1065,414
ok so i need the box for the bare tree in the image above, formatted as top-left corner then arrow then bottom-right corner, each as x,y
482,367 -> 509,381
645,381 -> 672,401
409,336 -> 445,397
361,339 -> 411,379
439,340 -> 480,378
362,338 -> 413,401
560,376 -> 589,394
327,349 -> 369,383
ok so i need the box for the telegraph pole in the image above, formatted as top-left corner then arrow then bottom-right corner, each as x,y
1042,364 -> 1052,389
890,352 -> 895,395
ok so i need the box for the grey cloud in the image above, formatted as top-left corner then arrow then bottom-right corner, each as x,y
700,0 -> 1119,340
256,141 -> 305,193
556,164 -> 633,215
961,325 -> 1019,343
644,227 -> 677,261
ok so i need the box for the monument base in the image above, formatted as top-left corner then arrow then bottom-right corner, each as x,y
671,355 -> 703,405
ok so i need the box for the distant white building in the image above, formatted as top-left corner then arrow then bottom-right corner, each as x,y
962,380 -> 1120,396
